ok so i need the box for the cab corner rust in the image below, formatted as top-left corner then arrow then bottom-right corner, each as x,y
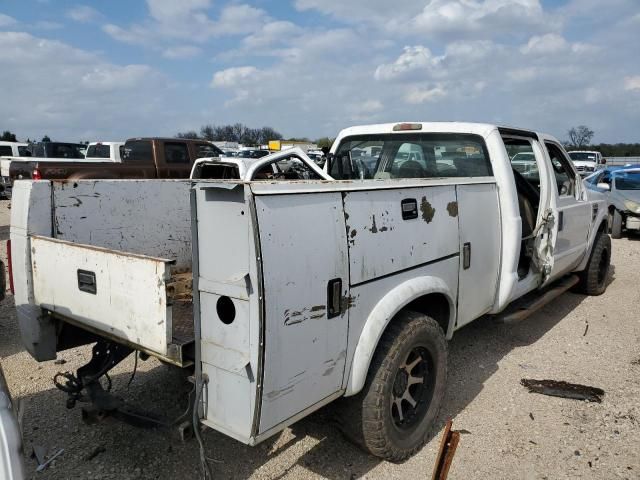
446,201 -> 458,217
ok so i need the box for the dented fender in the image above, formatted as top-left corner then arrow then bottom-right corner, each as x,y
344,276 -> 456,397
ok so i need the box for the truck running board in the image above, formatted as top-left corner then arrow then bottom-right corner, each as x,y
495,275 -> 580,324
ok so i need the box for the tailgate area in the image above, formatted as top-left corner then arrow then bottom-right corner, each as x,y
30,235 -> 194,366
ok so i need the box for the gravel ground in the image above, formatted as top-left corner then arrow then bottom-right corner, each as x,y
1,198 -> 639,480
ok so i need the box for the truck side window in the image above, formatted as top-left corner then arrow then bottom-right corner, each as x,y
545,143 -> 575,197
0,146 -> 12,156
164,142 -> 190,164
122,140 -> 153,163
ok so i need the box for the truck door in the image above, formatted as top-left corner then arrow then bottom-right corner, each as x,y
455,182 -> 501,327
539,141 -> 591,284
254,190 -> 350,434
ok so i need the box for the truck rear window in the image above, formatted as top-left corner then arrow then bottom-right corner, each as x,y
0,146 -> 11,156
86,144 -> 111,158
122,140 -> 153,163
331,133 -> 492,180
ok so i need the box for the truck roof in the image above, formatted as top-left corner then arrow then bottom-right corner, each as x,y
334,122 -> 558,141
125,137 -> 212,143
0,141 -> 28,147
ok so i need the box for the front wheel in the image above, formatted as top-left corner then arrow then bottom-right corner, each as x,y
338,311 -> 447,462
577,233 -> 611,295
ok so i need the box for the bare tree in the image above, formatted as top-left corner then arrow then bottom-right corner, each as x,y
567,125 -> 594,148
175,130 -> 200,139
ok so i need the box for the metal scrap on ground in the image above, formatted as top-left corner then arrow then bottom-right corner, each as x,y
431,419 -> 461,480
520,379 -> 605,403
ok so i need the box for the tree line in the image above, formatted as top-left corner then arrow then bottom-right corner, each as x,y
176,123 -> 283,146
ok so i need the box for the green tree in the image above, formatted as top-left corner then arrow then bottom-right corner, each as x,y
41,135 -> 51,142
1,131 -> 17,141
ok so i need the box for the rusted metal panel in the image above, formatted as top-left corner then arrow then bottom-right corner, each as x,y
254,191 -> 349,433
455,183 -> 501,328
52,180 -> 192,270
343,185 -> 459,285
30,235 -> 173,356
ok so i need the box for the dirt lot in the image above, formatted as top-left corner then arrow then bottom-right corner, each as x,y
1,198 -> 639,480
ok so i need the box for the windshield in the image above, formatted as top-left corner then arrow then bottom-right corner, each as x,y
569,152 -> 597,161
614,171 -> 640,190
331,133 -> 492,180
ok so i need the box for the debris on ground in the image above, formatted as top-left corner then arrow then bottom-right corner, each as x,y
432,419 -> 461,480
33,447 -> 64,472
521,379 -> 605,403
583,321 -> 589,336
85,445 -> 106,461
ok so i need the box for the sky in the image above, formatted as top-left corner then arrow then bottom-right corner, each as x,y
0,0 -> 639,143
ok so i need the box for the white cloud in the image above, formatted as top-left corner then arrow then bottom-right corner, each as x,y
67,5 -> 102,23
104,1 -> 267,46
211,66 -> 260,88
624,76 -> 640,91
0,31 -> 175,141
163,45 -> 202,59
374,46 -> 440,81
521,33 -> 568,54
410,0 -> 560,38
405,86 -> 447,104
0,13 -> 17,27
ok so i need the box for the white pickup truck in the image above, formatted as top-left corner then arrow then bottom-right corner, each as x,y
9,122 -> 611,462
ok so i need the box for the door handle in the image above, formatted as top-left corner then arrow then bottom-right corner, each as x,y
463,243 -> 471,270
401,198 -> 418,220
77,269 -> 97,294
327,278 -> 342,318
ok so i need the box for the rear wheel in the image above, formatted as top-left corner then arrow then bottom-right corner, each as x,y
611,210 -> 623,239
339,311 -> 447,462
577,233 -> 611,295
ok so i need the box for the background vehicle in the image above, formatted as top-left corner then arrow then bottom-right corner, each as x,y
190,147 -> 328,180
0,142 -> 30,198
10,122 -> 610,464
0,363 -> 25,480
568,150 -> 604,176
585,167 -> 640,238
84,141 -> 124,162
10,138 -> 223,181
236,149 -> 270,159
0,142 -> 29,158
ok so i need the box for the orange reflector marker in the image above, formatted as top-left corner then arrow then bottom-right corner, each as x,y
393,123 -> 422,131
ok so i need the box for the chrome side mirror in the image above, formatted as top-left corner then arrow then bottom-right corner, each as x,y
596,182 -> 610,191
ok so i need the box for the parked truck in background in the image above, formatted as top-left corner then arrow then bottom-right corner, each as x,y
9,138 -> 223,182
0,141 -> 30,198
568,150 -> 604,176
84,142 -> 124,162
9,122 -> 611,463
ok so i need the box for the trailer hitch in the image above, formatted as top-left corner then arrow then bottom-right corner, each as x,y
54,340 -> 196,432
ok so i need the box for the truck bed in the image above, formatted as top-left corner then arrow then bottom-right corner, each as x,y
11,179 -> 195,365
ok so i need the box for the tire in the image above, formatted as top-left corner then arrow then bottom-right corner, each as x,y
611,210 -> 623,239
577,233 -> 611,295
338,311 -> 447,462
